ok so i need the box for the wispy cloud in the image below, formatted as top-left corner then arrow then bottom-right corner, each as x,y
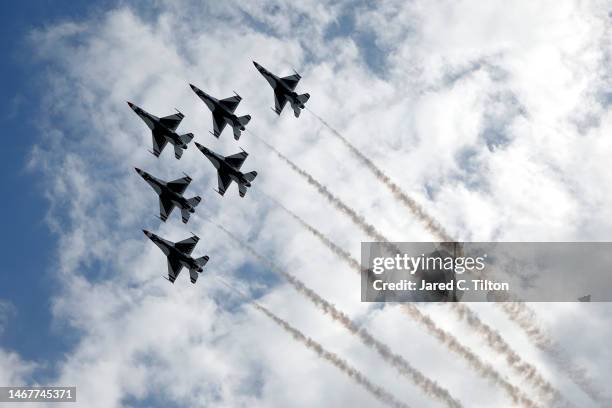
3,0 -> 610,407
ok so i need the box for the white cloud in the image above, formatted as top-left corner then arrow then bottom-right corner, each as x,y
19,0 -> 612,407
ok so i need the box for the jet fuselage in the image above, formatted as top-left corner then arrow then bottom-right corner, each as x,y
135,169 -> 196,212
253,61 -> 302,106
128,103 -> 187,148
189,86 -> 245,130
144,231 -> 203,272
201,149 -> 252,186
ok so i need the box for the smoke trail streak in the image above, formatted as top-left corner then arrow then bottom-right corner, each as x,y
500,302 -> 608,405
257,189 -> 361,272
211,220 -> 463,408
219,280 -> 411,408
249,131 -> 389,243
401,304 -> 539,408
306,108 -> 453,242
451,303 -> 565,405
301,112 -> 578,403
262,198 -> 540,408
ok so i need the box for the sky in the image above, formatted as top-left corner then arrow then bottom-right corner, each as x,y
0,0 -> 611,407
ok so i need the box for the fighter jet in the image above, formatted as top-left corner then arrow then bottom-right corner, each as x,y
135,168 -> 201,223
143,230 -> 209,284
253,61 -> 310,117
127,102 -> 194,159
578,295 -> 591,302
189,84 -> 251,140
194,142 -> 257,197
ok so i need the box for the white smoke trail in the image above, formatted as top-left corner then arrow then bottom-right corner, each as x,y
219,278 -> 411,408
401,304 -> 539,408
265,192 -> 565,404
249,132 -> 389,243
212,221 -> 463,408
451,303 -> 566,405
254,197 -> 540,407
500,302 -> 608,406
306,108 -> 453,242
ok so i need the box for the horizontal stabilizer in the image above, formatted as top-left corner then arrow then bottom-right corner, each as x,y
174,145 -> 185,159
297,93 -> 310,104
187,196 -> 201,207
181,208 -> 193,224
196,255 -> 209,267
179,133 -> 194,144
238,183 -> 247,197
243,171 -> 257,182
237,115 -> 251,127
189,269 -> 199,284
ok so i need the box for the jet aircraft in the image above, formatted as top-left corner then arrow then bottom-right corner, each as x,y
194,142 -> 257,197
189,84 -> 251,140
135,168 -> 201,223
253,61 -> 310,117
143,230 -> 209,284
127,102 -> 193,159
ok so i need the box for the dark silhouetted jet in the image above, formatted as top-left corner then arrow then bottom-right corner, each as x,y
143,230 -> 209,284
194,142 -> 257,197
253,61 -> 310,117
189,84 -> 251,140
127,102 -> 194,159
135,168 -> 201,224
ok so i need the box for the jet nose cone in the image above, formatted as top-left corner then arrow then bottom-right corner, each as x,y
127,101 -> 135,109
134,167 -> 142,174
253,61 -> 259,68
189,83 -> 197,92
194,142 -> 205,152
142,229 -> 152,237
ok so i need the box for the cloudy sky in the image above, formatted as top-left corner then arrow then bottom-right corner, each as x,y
1,0 -> 611,407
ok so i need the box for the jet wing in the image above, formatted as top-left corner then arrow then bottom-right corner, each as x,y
166,175 -> 192,195
216,170 -> 233,196
218,95 -> 241,113
274,90 -> 288,114
152,133 -> 168,157
159,197 -> 175,221
224,151 -> 248,169
167,255 -> 183,283
175,235 -> 199,255
280,74 -> 301,91
212,113 -> 227,137
159,112 -> 184,131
